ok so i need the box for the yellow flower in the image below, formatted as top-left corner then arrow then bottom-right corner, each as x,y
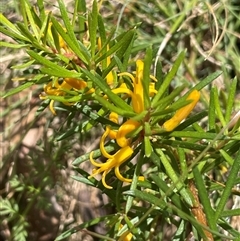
163,90 -> 200,131
89,113 -> 144,188
116,119 -> 141,148
89,146 -> 134,189
119,224 -> 133,241
98,37 -> 114,86
40,78 -> 89,115
118,60 -> 157,113
89,60 -> 156,188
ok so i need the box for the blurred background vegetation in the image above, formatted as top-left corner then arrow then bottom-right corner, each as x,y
0,0 -> 239,240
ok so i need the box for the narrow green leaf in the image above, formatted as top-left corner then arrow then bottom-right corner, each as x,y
92,93 -> 135,118
95,29 -> 135,63
11,60 -> 35,69
0,41 -> 28,48
225,77 -> 237,124
214,149 -> 240,221
16,22 -> 46,50
150,174 -> 190,213
177,147 -> 188,174
51,17 -> 90,64
42,94 -> 81,103
152,50 -> 186,107
208,87 -> 216,130
71,175 -> 95,186
144,136 -> 152,158
23,0 -> 39,38
159,139 -> 210,151
88,0 -> 98,57
0,26 -> 29,42
142,47 -> 152,110
193,71 -> 222,92
3,81 -> 35,98
219,149 -> 234,165
79,104 -> 119,126
221,209 -> 240,217
125,149 -> 145,214
76,0 -> 86,41
213,87 -> 226,127
27,50 -> 81,78
0,13 -> 24,37
40,67 -> 81,78
168,131 -> 218,140
155,59 -> 163,90
154,148 -> 194,207
37,0 -> 46,21
125,189 -> 169,210
57,0 -> 80,45
55,215 -> 115,241
121,32 -> 135,71
81,68 -> 135,115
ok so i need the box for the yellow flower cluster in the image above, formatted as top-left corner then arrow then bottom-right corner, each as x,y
89,60 -> 200,189
40,57 -> 200,190
89,60 -> 157,189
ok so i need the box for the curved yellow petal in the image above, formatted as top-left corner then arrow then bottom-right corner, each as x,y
108,129 -> 118,139
118,72 -> 135,83
116,120 -> 141,147
100,128 -> 114,159
102,170 -> 113,189
114,166 -> 132,183
135,59 -> 144,84
109,112 -> 119,124
64,78 -> 87,90
49,99 -> 57,115
89,151 -> 105,167
163,90 -> 200,132
112,87 -> 133,96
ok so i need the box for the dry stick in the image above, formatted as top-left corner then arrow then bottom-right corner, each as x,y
188,179 -> 214,241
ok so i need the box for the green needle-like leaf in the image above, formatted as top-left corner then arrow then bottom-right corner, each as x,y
214,149 -> 240,222
152,50 -> 186,107
142,47 -> 152,110
208,87 -> 216,130
225,77 -> 237,124
88,0 -> 98,57
154,148 -> 194,207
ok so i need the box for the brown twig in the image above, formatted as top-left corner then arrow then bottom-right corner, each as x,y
188,179 -> 214,241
